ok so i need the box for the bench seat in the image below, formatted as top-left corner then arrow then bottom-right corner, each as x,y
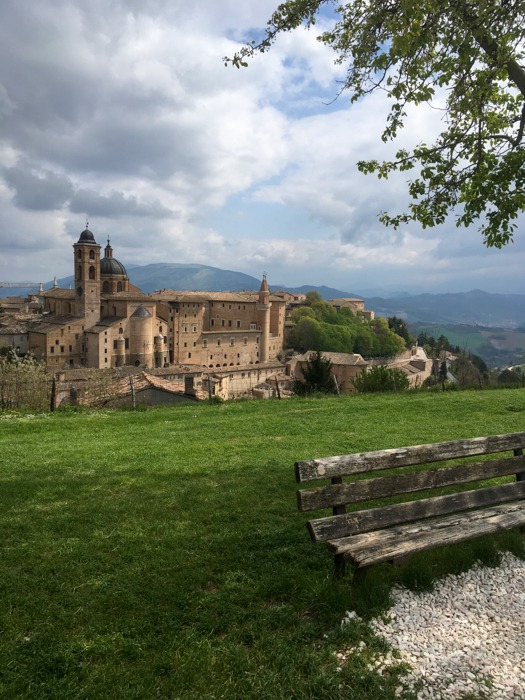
328,500 -> 525,568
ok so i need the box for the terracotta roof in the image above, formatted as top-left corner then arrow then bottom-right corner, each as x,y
149,290 -> 259,302
331,297 -> 364,303
102,287 -> 149,299
28,316 -> 85,333
41,289 -> 76,300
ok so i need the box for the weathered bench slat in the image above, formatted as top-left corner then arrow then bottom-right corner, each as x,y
327,501 -> 525,568
295,432 -> 525,483
308,480 -> 525,542
298,455 -> 525,512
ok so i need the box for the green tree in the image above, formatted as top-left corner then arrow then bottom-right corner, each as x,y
289,316 -> 324,351
450,351 -> 484,388
352,365 -> 410,393
497,368 -> 521,385
304,290 -> 323,305
293,350 -> 337,395
229,1 -> 525,247
388,317 -> 413,347
371,318 -> 407,357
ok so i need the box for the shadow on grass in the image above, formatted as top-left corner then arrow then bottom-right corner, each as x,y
2,460 -> 524,700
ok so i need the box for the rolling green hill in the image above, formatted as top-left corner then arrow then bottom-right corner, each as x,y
411,322 -> 525,367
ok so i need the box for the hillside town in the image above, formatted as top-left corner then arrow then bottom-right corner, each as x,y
0,226 -> 434,407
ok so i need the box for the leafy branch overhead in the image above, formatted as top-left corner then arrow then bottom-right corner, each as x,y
226,0 -> 525,247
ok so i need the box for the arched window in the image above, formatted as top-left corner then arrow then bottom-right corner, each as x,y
77,250 -> 82,260
89,250 -> 95,260
102,281 -> 109,293
117,281 -> 123,292
77,266 -> 82,280
119,327 -> 124,334
89,266 -> 95,280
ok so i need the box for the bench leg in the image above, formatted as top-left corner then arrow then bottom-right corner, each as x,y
334,553 -> 346,578
353,566 -> 368,585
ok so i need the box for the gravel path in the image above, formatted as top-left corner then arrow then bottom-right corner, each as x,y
367,552 -> 525,699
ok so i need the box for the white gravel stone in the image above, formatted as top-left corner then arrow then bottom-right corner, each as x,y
339,553 -> 525,698
366,552 -> 525,699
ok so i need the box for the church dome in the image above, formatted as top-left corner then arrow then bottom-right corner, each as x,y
100,256 -> 127,277
78,227 -> 96,243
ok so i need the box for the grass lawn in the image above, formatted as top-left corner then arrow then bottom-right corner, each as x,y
1,390 -> 525,699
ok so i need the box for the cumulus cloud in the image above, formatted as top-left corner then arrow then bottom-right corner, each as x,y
0,0 -> 522,295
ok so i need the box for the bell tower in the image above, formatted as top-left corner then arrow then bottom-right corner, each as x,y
73,224 -> 101,327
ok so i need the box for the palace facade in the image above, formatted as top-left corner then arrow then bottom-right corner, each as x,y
26,227 -> 286,371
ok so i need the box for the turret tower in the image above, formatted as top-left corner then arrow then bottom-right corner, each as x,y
256,274 -> 271,363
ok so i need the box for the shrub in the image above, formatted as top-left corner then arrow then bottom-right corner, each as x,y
0,351 -> 51,411
352,365 -> 410,393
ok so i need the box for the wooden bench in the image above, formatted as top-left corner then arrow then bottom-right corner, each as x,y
295,432 -> 525,578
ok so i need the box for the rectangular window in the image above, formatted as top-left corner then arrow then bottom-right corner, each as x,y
55,339 -> 59,345
50,347 -> 54,354
125,338 -> 129,349
243,337 -> 247,345
60,346 -> 65,353
113,340 -> 118,349
230,338 -> 235,346
188,352 -> 192,359
192,325 -> 197,333
250,323 -> 256,330
221,320 -> 225,327
236,320 -> 241,328
203,340 -> 207,348
217,339 -> 221,346
228,320 -> 232,327
210,319 -> 215,327
69,345 -> 72,352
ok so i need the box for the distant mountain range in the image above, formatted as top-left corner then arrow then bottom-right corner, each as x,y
2,263 -> 524,329
367,289 -> 525,329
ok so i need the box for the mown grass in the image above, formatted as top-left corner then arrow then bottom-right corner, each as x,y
1,390 -> 524,699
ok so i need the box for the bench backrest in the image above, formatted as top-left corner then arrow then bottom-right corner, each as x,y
295,432 -> 525,542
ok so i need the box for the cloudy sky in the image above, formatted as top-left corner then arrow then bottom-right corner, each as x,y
0,0 -> 524,296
